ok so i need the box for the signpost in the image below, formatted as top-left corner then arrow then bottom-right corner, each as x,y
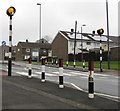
6,6 -> 16,76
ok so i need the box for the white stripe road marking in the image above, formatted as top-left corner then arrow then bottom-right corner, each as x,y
97,77 -> 108,79
68,71 -> 88,76
70,83 -> 120,102
35,72 -> 57,76
69,71 -> 111,77
80,77 -> 88,79
52,72 -> 75,76
16,71 -> 57,77
94,73 -> 110,77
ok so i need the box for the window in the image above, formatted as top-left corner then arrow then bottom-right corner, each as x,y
26,48 -> 30,52
86,42 -> 91,45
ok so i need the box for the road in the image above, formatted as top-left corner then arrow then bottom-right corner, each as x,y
1,61 -> 119,101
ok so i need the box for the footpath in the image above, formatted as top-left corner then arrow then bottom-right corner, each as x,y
1,70 -> 120,111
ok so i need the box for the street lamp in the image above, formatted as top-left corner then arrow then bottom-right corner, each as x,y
73,21 -> 77,68
106,0 -> 110,69
81,24 -> 86,62
6,6 -> 16,76
37,3 -> 41,62
37,3 -> 41,41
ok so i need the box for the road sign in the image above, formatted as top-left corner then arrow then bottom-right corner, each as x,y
2,41 -> 6,45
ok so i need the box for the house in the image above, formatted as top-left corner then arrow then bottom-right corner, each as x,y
52,30 -> 116,61
16,40 -> 51,61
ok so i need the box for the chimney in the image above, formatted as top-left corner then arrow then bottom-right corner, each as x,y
26,39 -> 28,42
70,29 -> 74,35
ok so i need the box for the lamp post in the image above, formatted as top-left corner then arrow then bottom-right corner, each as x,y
81,24 -> 86,62
73,21 -> 77,68
6,6 -> 16,76
106,0 -> 110,69
37,3 -> 41,62
37,3 -> 41,41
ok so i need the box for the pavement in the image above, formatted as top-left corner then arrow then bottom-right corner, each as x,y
1,70 -> 120,110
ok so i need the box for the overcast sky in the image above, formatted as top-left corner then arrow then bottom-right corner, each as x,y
0,0 -> 119,45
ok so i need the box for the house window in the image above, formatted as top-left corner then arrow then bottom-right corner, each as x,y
26,48 -> 30,52
86,42 -> 91,45
18,49 -> 20,51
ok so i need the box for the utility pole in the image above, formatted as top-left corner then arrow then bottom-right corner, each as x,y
106,0 -> 110,69
37,3 -> 41,62
73,21 -> 77,68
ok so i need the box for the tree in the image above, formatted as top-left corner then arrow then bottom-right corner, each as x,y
36,35 -> 53,43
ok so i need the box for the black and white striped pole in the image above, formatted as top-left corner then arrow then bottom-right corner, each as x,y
88,60 -> 94,98
59,59 -> 64,88
100,36 -> 103,72
28,57 -> 32,78
41,58 -> 45,82
97,29 -> 104,72
6,6 -> 16,76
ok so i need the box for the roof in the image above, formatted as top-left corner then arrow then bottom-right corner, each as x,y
60,31 -> 113,42
17,42 -> 51,49
109,36 -> 120,44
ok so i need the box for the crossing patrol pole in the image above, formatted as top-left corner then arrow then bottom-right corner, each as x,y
97,29 -> 104,72
6,6 -> 16,76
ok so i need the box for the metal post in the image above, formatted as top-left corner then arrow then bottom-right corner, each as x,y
88,60 -> 94,98
37,3 -> 41,41
41,58 -> 45,82
100,35 -> 103,72
37,3 -> 41,63
81,27 -> 83,62
81,24 -> 86,68
106,0 -> 110,69
59,59 -> 64,88
73,21 -> 77,68
8,16 -> 12,76
28,57 -> 32,78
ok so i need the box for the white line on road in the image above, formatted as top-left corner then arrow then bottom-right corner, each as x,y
69,83 -> 120,102
52,72 -> 75,76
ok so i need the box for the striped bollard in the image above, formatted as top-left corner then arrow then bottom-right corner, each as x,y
52,59 -> 53,65
88,60 -> 94,98
41,58 -> 45,82
73,60 -> 76,68
28,57 -> 32,78
83,60 -> 85,71
59,59 -> 64,88
66,61 -> 68,67
56,59 -> 58,65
